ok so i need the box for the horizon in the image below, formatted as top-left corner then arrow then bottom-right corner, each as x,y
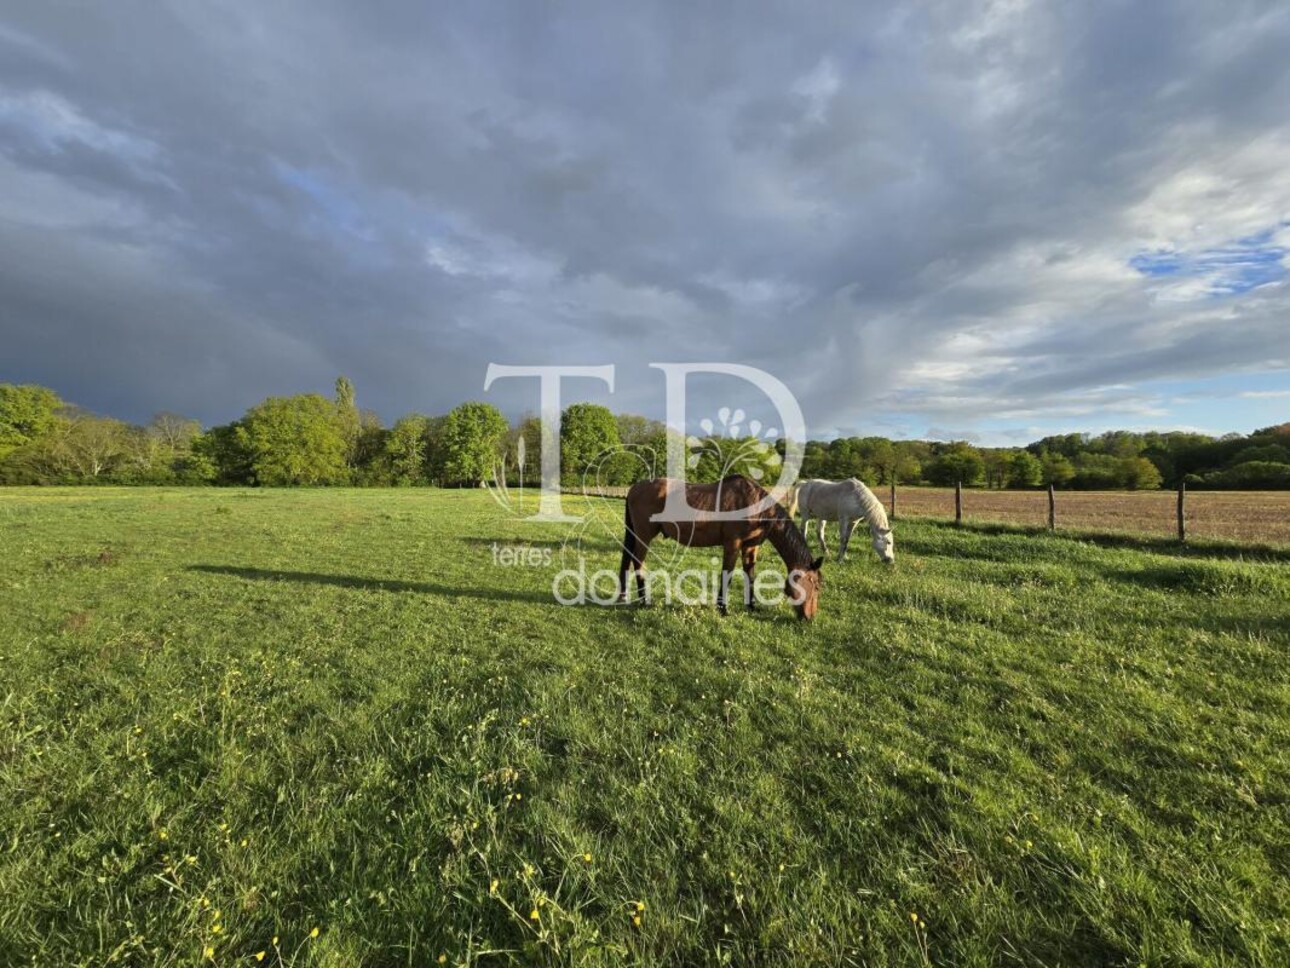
4,374 -> 1282,450
2,3 -> 1289,446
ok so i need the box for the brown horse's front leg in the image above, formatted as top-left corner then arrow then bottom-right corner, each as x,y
718,542 -> 740,616
741,544 -> 760,611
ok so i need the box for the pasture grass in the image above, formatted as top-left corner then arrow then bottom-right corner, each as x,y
1,486 -> 1287,967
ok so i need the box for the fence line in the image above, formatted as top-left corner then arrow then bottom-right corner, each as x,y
889,480 -> 1193,542
556,482 -> 1285,546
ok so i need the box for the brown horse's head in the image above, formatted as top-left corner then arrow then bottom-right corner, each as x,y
785,558 -> 824,621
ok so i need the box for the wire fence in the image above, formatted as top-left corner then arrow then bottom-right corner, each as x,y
563,483 -> 1290,547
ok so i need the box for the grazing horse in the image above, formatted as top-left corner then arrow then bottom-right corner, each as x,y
791,478 -> 895,564
619,475 -> 824,620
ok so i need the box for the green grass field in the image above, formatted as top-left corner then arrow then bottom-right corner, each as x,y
2,487 -> 1287,967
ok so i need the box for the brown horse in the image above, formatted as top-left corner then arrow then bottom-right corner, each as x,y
618,475 -> 824,619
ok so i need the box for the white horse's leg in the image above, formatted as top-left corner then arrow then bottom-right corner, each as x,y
837,515 -> 851,562
815,517 -> 828,558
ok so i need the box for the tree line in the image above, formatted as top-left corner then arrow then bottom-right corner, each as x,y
1,380 -> 1286,489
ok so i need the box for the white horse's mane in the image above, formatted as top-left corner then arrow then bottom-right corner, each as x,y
844,479 -> 890,532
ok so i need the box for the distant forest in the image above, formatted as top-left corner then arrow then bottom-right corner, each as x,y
1,380 -> 1287,490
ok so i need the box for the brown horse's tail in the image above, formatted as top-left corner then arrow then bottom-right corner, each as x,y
618,499 -> 637,597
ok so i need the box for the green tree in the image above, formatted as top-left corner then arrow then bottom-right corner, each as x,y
615,414 -> 666,448
0,384 -> 63,459
982,450 -> 1012,489
335,376 -> 361,465
1007,451 -> 1043,488
561,403 -> 622,481
238,395 -> 350,486
866,439 -> 898,484
192,423 -> 255,485
1120,456 -> 1163,490
925,443 -> 985,486
1041,452 -> 1075,487
689,436 -> 783,484
386,415 -> 430,486
439,402 -> 508,486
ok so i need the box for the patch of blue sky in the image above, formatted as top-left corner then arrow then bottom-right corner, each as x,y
271,160 -> 377,241
1130,223 -> 1288,297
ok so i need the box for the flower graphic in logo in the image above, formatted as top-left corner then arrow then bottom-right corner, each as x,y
686,407 -> 782,480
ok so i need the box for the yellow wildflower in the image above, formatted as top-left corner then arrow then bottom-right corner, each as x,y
309,927 -> 320,938
255,953 -> 266,962
529,908 -> 540,921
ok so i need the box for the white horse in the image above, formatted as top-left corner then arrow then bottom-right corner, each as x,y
789,479 -> 895,564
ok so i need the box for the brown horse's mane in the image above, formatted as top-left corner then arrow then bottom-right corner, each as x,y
694,476 -> 816,571
759,493 -> 817,572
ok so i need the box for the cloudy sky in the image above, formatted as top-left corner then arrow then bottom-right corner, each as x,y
1,1 -> 1288,444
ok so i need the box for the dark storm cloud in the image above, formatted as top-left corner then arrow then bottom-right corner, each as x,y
1,1 -> 1288,435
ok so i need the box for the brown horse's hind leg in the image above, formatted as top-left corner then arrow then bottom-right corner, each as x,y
619,503 -> 643,603
632,532 -> 655,604
718,542 -> 740,616
741,544 -> 760,610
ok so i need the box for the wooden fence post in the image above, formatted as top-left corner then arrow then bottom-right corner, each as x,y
1048,484 -> 1056,531
955,480 -> 963,526
1177,480 -> 1186,543
890,480 -> 897,520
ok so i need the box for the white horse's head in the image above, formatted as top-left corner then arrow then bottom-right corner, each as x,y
872,527 -> 895,564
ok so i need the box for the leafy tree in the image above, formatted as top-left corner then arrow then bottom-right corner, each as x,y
615,414 -> 666,448
438,402 -> 507,486
924,443 -> 985,486
893,452 -> 922,484
1072,453 -> 1122,489
1041,452 -> 1075,487
386,415 -> 431,486
800,440 -> 829,479
1120,456 -> 1163,490
561,403 -> 622,481
350,410 -> 389,485
508,416 -> 544,484
55,410 -> 131,480
192,423 -> 255,485
689,436 -> 783,485
116,413 -> 204,483
335,376 -> 361,465
982,450 -> 1012,489
1007,451 -> 1043,488
0,384 -> 63,459
1201,460 -> 1290,488
821,437 -> 876,482
238,395 -> 350,486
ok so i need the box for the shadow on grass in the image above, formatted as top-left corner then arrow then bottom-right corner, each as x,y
907,519 -> 1290,563
187,564 -> 554,605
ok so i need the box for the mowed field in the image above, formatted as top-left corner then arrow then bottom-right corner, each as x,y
1,488 -> 1288,967
891,487 -> 1290,547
